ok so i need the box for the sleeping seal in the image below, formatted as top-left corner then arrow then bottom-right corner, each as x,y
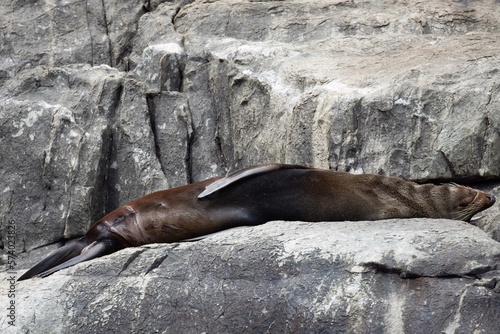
18,163 -> 495,280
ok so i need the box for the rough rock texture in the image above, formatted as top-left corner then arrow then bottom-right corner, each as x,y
1,0 -> 500,332
3,220 -> 500,333
2,0 -> 500,251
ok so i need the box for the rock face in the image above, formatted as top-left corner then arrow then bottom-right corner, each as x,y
1,0 -> 500,332
4,220 -> 500,334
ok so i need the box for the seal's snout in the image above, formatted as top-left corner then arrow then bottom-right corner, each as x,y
487,194 -> 496,204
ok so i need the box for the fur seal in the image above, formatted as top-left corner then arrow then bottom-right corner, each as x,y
18,163 -> 495,280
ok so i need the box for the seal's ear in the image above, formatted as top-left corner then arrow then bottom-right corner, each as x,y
18,238 -> 117,281
17,238 -> 88,281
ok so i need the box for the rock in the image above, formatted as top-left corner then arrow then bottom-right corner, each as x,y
2,0 -> 500,249
0,65 -> 168,250
1,0 -> 500,331
174,0 -> 500,179
4,219 -> 500,333
134,43 -> 186,93
146,91 -> 193,186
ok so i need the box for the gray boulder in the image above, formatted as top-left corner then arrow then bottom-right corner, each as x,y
4,219 -> 500,334
1,0 -> 500,332
2,0 -> 500,250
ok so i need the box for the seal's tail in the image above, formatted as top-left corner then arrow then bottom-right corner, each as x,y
17,238 -> 116,281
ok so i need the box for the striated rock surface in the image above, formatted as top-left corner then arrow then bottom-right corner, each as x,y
2,0 -> 500,250
1,0 -> 500,332
3,220 -> 500,333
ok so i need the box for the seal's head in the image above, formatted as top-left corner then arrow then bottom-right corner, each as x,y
445,184 -> 495,222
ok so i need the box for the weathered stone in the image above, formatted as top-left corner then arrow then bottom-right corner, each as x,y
0,65 -> 168,251
134,43 -> 186,93
146,91 -> 192,186
1,0 -> 500,331
4,220 -> 500,334
128,2 -> 185,71
174,0 -> 500,179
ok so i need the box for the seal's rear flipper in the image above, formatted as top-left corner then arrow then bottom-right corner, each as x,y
18,239 -> 117,281
17,238 -> 88,281
37,239 -> 117,278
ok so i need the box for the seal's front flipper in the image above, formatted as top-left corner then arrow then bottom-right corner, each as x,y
37,239 -> 118,278
17,238 -> 87,281
198,163 -> 311,198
